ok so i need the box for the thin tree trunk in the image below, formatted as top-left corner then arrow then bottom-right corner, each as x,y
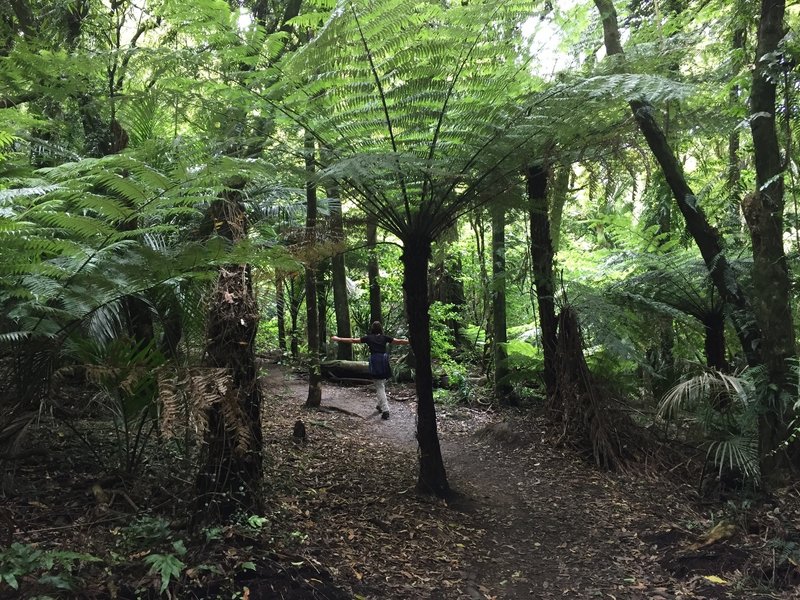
401,234 -> 449,498
366,216 -> 382,325
593,0 -> 762,369
317,260 -> 328,358
726,27 -> 746,231
276,273 -> 287,352
429,237 -> 466,343
528,164 -> 558,400
746,0 -> 795,470
703,312 -> 728,372
289,276 -> 301,358
490,201 -> 512,402
548,163 -> 570,254
304,134 -> 322,407
469,212 -> 492,368
329,182 -> 353,360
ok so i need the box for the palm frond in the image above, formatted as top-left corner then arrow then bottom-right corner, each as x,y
659,369 -> 753,419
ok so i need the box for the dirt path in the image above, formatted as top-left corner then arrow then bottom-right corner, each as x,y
262,367 -> 791,600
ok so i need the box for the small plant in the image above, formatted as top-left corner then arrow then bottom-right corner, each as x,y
66,337 -> 164,474
118,515 -> 174,551
659,368 -> 760,487
429,302 -> 458,361
0,542 -> 99,592
144,540 -> 187,595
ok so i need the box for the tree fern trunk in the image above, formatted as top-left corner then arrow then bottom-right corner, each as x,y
548,163 -> 570,255
528,164 -> 558,400
316,260 -> 328,358
195,182 -> 263,522
401,235 -> 449,498
276,273 -> 287,352
289,275 -> 301,359
703,312 -> 728,371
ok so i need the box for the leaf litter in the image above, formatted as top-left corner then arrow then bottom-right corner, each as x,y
2,362 -> 799,599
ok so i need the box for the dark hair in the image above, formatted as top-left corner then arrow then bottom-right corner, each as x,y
370,321 -> 383,335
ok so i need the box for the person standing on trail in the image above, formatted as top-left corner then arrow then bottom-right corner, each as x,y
331,321 -> 409,420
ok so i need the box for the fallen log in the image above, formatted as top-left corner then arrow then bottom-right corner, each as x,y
321,360 -> 371,381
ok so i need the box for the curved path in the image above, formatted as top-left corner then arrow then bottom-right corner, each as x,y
263,367 -> 776,600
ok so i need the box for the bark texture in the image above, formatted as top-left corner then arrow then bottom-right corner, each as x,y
401,235 -> 449,498
304,135 -> 322,407
366,216 -> 382,325
746,0 -> 796,469
195,183 -> 263,521
527,164 -> 558,400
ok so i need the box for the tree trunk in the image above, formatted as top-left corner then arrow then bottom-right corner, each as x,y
747,0 -> 796,471
317,260 -> 328,358
726,27 -> 746,231
593,0 -> 762,369
304,134 -> 322,407
703,312 -> 728,371
401,234 -> 449,498
276,273 -> 287,352
490,201 -> 512,402
195,182 -> 263,521
429,237 -> 466,344
329,182 -> 353,360
527,164 -> 558,400
549,163 -> 570,254
366,215 -> 382,325
469,212 -> 492,369
289,275 -> 301,358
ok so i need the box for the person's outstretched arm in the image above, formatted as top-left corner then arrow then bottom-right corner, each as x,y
391,337 -> 410,345
331,335 -> 361,344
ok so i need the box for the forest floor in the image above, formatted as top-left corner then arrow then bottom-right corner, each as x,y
260,364 -> 800,600
3,362 -> 800,599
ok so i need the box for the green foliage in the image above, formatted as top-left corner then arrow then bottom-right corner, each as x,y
118,516 -> 187,594
429,302 -> 458,362
118,515 -> 175,551
67,338 -> 163,472
144,542 -> 186,595
0,543 -> 99,593
659,368 -> 760,484
500,338 -> 544,390
275,0 -> 552,240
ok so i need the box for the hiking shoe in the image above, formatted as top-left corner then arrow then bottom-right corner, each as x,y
381,411 -> 390,420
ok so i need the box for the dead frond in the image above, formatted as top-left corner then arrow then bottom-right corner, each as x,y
157,367 -> 252,453
549,306 -> 634,471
